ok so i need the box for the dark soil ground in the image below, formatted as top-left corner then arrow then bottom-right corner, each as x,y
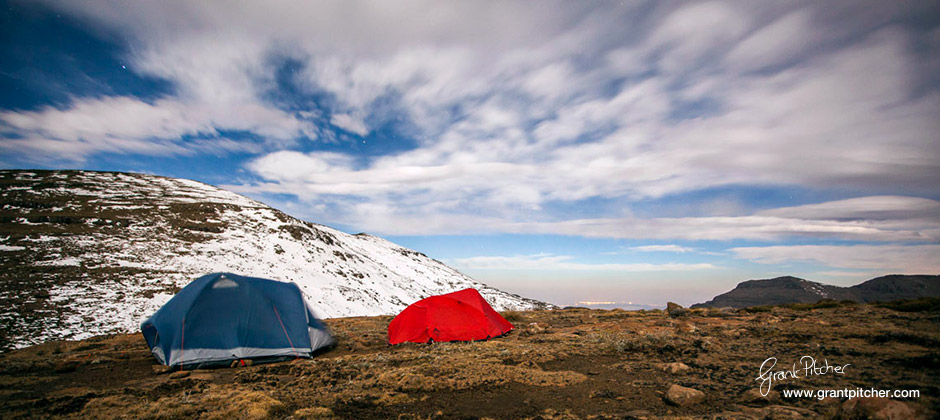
0,304 -> 937,419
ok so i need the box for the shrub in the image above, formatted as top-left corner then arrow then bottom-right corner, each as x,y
500,311 -> 526,323
875,297 -> 940,313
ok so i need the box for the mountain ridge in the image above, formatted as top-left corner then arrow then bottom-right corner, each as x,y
0,170 -> 550,350
692,274 -> 940,308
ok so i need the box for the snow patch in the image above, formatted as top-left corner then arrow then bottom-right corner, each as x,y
0,170 -> 548,349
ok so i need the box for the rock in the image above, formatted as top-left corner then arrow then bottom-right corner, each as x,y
720,405 -> 816,420
169,370 -> 190,379
589,389 -> 619,399
664,384 -> 705,406
666,302 -> 689,317
675,321 -> 697,333
741,387 -> 779,403
761,405 -> 820,419
657,362 -> 691,374
151,365 -> 173,375
522,322 -> 546,336
841,397 -> 920,420
622,409 -> 653,419
230,358 -> 254,368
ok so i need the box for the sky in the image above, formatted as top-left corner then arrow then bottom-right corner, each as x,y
1,0 -> 939,307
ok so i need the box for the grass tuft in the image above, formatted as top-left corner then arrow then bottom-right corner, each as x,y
875,297 -> 940,312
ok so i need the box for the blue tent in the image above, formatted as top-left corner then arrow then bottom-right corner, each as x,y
141,273 -> 333,368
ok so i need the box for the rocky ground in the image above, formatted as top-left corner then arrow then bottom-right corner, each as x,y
0,303 -> 936,419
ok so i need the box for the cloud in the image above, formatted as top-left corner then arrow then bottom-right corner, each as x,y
629,245 -> 696,253
451,254 -> 716,272
724,10 -> 816,72
329,114 -> 369,136
233,24 -> 938,231
0,96 -> 307,161
510,212 -> 939,242
648,1 -> 750,72
247,150 -> 355,182
3,1 -> 938,252
756,196 -> 940,221
730,244 -> 940,273
227,187 -> 938,242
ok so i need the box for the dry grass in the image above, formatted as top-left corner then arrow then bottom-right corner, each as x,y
0,306 -> 937,419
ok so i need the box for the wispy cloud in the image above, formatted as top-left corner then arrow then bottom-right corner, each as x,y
756,196 -> 940,221
452,254 -> 716,272
730,244 -> 940,273
509,208 -> 940,242
219,191 -> 938,242
329,114 -> 369,137
0,96 -> 306,161
629,245 -> 696,253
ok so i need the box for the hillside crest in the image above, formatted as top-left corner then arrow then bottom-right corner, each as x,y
692,274 -> 940,308
0,170 -> 549,350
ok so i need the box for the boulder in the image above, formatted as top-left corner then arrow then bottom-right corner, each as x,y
740,387 -> 779,403
168,370 -> 190,380
664,384 -> 705,406
657,362 -> 691,374
840,397 -> 920,420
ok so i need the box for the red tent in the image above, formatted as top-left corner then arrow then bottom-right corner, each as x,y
388,288 -> 514,344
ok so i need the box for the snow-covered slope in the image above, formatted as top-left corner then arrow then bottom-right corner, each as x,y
0,170 -> 549,350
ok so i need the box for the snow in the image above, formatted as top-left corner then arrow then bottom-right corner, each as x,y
14,217 -> 44,225
1,170 -> 548,349
36,257 -> 82,266
0,245 -> 25,251
114,260 -> 151,268
20,236 -> 60,242
804,281 -> 830,298
102,205 -> 150,210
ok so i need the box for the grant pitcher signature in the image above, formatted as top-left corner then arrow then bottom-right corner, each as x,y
756,356 -> 851,396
